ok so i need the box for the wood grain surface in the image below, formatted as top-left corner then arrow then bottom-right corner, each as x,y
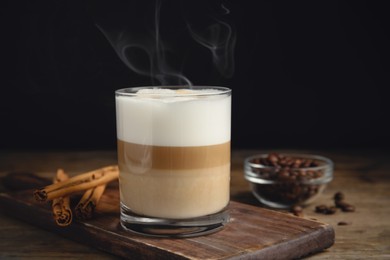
0,187 -> 334,260
0,149 -> 389,259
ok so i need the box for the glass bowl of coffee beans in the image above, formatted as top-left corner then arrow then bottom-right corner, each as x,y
244,153 -> 333,209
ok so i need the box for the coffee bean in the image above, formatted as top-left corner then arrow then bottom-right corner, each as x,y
302,159 -> 313,168
310,161 -> 319,167
279,159 -> 287,166
252,158 -> 261,164
334,192 -> 345,202
267,153 -> 279,164
285,158 -> 294,167
335,201 -> 356,212
315,205 -> 328,213
291,205 -> 304,217
327,206 -> 337,214
313,171 -> 322,178
280,169 -> 290,176
292,159 -> 302,168
260,158 -> 269,166
315,205 -> 337,215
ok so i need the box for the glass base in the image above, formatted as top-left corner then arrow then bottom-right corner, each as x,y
120,203 -> 230,238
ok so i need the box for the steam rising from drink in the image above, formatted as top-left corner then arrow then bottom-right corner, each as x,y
97,0 -> 236,86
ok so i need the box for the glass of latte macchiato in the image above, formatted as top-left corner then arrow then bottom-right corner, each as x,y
115,86 -> 231,237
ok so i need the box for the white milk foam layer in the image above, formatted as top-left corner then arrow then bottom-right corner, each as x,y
116,88 -> 231,147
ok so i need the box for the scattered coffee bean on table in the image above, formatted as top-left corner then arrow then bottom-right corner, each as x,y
315,205 -> 337,215
314,191 -> 356,215
335,200 -> 356,212
333,191 -> 356,212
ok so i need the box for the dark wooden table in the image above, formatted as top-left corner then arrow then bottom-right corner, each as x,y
0,149 -> 389,259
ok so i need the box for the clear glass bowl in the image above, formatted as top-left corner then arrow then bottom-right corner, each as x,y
244,153 -> 333,209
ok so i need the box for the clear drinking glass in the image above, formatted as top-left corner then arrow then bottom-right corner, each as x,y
115,86 -> 231,237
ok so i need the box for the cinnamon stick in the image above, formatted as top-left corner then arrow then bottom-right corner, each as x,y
52,169 -> 72,227
34,165 -> 118,202
75,184 -> 107,220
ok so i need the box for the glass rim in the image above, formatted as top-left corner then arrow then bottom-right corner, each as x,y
115,86 -> 231,97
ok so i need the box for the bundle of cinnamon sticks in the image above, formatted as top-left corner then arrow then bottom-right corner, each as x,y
34,165 -> 119,227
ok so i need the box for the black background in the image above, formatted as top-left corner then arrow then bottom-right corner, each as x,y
1,0 -> 389,151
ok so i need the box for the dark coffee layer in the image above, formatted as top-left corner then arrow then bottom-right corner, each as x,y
118,140 -> 230,170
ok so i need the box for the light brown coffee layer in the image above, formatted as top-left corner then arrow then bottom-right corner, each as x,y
117,140 -> 230,170
120,165 -> 230,218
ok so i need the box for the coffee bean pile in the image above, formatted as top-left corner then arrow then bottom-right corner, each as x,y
254,153 -> 320,169
250,153 -> 326,207
315,192 -> 356,215
251,153 -> 324,182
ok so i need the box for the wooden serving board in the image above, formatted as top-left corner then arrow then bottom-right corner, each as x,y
0,187 -> 334,259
